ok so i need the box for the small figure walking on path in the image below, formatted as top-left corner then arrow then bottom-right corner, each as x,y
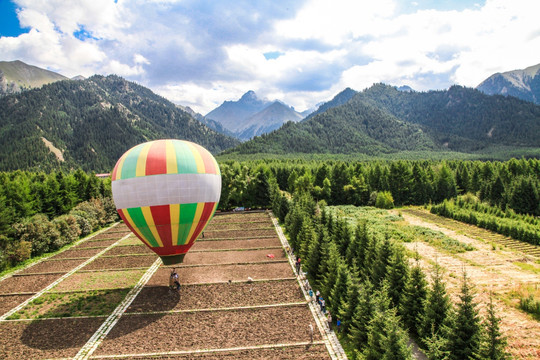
315,290 -> 320,304
336,318 -> 341,333
309,323 -> 314,344
170,268 -> 180,292
295,257 -> 301,274
308,288 -> 313,300
327,311 -> 332,331
320,298 -> 326,313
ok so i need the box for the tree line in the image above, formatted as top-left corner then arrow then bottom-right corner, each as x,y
0,170 -> 115,271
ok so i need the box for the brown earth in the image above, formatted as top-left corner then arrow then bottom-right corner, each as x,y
49,247 -> 104,259
0,294 -> 33,316
148,262 -> 294,285
205,220 -> 273,231
126,344 -> 330,359
211,213 -> 269,223
82,255 -> 157,270
105,245 -> 154,256
19,259 -> 86,275
92,231 -> 131,240
94,305 -> 317,355
181,248 -> 287,265
192,238 -> 281,251
0,274 -> 63,294
203,228 -> 277,239
0,317 -> 104,359
127,279 -> 304,313
74,239 -> 118,249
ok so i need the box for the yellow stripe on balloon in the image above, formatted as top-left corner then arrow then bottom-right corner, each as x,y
121,209 -> 151,247
186,202 -> 204,243
165,140 -> 178,175
186,142 -> 205,174
141,206 -> 164,247
169,203 -> 180,246
136,142 -> 153,177
113,151 -> 129,181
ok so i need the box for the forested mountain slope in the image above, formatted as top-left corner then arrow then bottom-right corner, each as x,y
227,84 -> 540,155
0,75 -> 239,171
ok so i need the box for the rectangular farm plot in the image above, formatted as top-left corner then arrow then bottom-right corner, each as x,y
125,344 -> 330,359
117,235 -> 143,246
74,239 -> 118,249
105,245 -> 153,256
191,238 -> 281,251
82,255 -> 157,270
49,247 -> 104,260
0,274 -> 63,294
92,231 -> 131,240
0,317 -> 104,360
211,212 -> 270,223
19,259 -> 86,275
0,294 -> 33,316
203,228 -> 276,239
52,269 -> 146,292
8,288 -> 130,319
182,248 -> 287,265
204,220 -> 273,231
148,262 -> 293,286
127,279 -> 304,313
94,304 -> 318,355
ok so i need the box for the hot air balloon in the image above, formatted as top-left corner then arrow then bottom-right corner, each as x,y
111,139 -> 221,265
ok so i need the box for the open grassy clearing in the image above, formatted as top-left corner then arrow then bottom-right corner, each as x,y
51,269 -> 146,292
399,208 -> 540,359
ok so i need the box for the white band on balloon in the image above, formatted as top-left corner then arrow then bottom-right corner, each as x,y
112,173 -> 222,209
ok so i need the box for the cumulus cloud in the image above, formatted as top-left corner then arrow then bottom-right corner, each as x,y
1,0 -> 539,113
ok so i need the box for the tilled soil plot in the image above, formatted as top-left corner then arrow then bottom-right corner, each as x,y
105,245 -> 154,256
0,274 -> 62,294
211,213 -> 269,223
181,249 -> 287,265
203,228 -> 276,239
0,294 -> 33,316
49,247 -> 104,260
82,255 -> 157,270
0,317 -> 104,359
148,263 -> 293,285
192,238 -> 281,251
92,231 -> 131,240
127,279 -> 304,313
74,239 -> 117,249
95,304 -> 316,355
19,259 -> 86,275
126,344 -> 330,359
204,220 -> 272,231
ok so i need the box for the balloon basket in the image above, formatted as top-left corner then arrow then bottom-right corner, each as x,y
160,254 -> 186,265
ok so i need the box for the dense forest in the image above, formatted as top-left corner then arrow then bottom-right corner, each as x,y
0,75 -> 239,172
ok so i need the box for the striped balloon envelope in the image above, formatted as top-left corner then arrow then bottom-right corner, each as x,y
111,139 -> 221,265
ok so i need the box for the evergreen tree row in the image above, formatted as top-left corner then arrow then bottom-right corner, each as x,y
272,187 -> 510,359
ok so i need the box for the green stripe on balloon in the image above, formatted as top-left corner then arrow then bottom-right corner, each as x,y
121,143 -> 144,179
126,207 -> 159,247
173,140 -> 198,174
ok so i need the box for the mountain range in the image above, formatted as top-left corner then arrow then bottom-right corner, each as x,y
476,63 -> 540,104
0,74 -> 239,171
205,90 -> 306,140
225,83 -> 540,156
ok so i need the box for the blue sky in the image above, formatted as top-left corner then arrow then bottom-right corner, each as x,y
1,0 -> 539,114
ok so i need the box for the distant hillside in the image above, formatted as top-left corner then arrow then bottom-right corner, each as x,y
177,104 -> 236,138
0,75 -> 239,171
225,83 -> 540,156
0,60 -> 68,96
205,90 -> 304,140
303,87 -> 357,121
477,63 -> 540,104
237,101 -> 304,140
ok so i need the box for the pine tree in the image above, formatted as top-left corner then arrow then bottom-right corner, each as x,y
386,247 -> 409,309
349,280 -> 376,349
330,263 -> 352,316
371,235 -> 393,285
448,272 -> 482,360
425,329 -> 451,360
420,262 -> 451,342
338,280 -> 361,333
363,283 -> 392,360
381,308 -> 413,360
480,293 -> 510,360
400,262 -> 428,338
321,242 -> 343,297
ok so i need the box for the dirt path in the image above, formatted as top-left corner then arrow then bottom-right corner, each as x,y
398,209 -> 540,359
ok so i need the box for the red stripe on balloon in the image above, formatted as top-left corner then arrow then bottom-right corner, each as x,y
194,143 -> 216,174
151,243 -> 194,256
187,202 -> 216,245
150,205 -> 172,248
145,140 -> 167,176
